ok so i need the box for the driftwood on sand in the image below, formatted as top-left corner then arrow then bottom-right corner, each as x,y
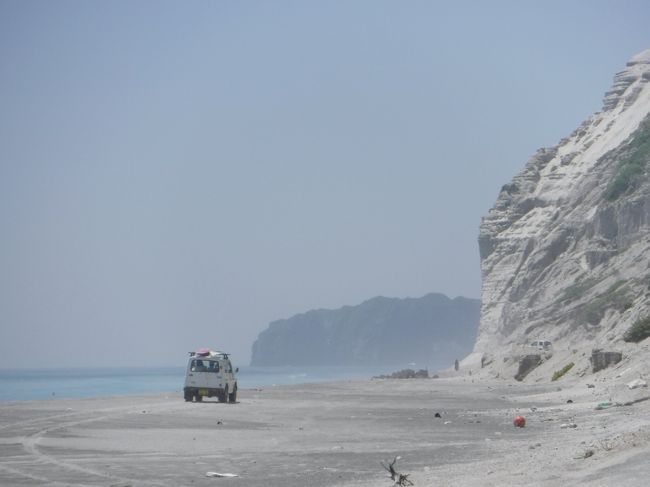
380,456 -> 414,486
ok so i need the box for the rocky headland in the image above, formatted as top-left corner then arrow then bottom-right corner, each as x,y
251,293 -> 480,367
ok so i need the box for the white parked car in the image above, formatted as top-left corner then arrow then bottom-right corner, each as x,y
183,349 -> 238,403
530,340 -> 552,351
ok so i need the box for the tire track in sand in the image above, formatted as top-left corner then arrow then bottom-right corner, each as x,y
4,400 -> 187,486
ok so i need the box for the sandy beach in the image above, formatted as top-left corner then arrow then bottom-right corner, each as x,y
1,376 -> 649,487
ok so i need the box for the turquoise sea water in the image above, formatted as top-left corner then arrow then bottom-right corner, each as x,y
0,365 -> 402,402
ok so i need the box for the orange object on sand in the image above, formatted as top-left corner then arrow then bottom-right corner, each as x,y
513,415 -> 526,427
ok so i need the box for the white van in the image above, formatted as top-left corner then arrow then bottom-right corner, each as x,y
183,349 -> 238,403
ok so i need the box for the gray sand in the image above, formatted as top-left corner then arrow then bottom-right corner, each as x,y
1,378 -> 649,486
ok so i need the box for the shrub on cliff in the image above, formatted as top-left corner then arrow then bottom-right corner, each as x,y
576,284 -> 633,325
604,118 -> 650,201
557,278 -> 598,303
623,316 -> 650,343
551,362 -> 574,381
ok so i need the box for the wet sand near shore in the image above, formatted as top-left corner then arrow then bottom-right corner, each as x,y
1,378 -> 649,486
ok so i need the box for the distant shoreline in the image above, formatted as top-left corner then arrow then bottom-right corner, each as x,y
0,364 -> 408,402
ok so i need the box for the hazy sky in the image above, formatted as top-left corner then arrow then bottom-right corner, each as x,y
1,1 -> 649,368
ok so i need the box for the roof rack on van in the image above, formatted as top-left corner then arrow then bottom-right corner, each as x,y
188,350 -> 230,358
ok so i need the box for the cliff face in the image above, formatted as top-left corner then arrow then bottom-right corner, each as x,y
251,293 -> 480,367
471,49 -> 650,371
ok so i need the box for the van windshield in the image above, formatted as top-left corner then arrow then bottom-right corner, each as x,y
191,359 -> 220,372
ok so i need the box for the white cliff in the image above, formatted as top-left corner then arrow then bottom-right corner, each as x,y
470,49 -> 650,379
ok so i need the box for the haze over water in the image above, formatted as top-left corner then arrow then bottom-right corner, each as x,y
2,1 -> 650,369
0,365 -> 403,401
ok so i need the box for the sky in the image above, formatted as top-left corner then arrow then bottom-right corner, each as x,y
1,0 -> 650,368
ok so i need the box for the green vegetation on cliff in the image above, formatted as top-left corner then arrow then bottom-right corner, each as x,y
624,315 -> 650,343
604,117 -> 650,201
576,283 -> 633,326
557,278 -> 599,303
552,362 -> 575,381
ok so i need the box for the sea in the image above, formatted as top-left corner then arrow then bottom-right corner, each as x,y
0,365 -> 409,402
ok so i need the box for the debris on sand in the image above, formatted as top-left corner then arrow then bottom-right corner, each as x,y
627,378 -> 648,390
595,401 -> 614,410
206,472 -> 238,478
380,456 -> 413,486
373,369 -> 429,379
574,449 -> 594,459
595,397 -> 650,409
